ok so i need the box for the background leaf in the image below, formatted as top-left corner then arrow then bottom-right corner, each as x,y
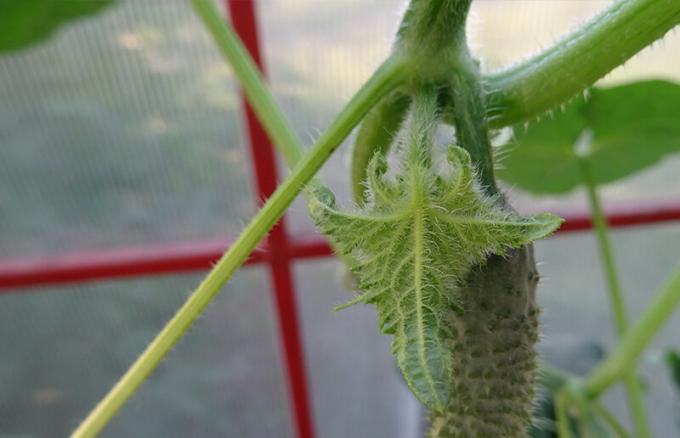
666,350 -> 680,394
497,80 -> 680,194
0,0 -> 115,53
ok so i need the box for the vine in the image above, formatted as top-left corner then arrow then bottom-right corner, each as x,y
73,0 -> 680,436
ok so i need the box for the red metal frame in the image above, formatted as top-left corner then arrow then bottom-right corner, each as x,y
225,2 -> 314,438
3,200 -> 680,291
1,3 -> 680,438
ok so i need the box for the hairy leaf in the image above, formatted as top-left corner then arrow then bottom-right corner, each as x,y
309,145 -> 561,411
0,0 -> 115,53
498,80 -> 680,194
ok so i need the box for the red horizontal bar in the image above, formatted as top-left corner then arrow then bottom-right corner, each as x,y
2,199 -> 680,291
557,198 -> 680,233
0,240 -> 265,291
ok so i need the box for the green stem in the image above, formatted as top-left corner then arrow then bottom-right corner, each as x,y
192,0 -> 303,168
407,83 -> 439,165
484,0 -> 680,128
397,0 -> 471,54
583,262 -> 680,397
351,91 -> 410,204
71,55 -> 407,438
578,157 -> 650,438
555,391 -> 571,438
590,400 -> 630,438
579,159 -> 628,335
449,55 -> 497,194
539,365 -> 631,438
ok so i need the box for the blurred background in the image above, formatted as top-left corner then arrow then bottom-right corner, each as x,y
1,1 -> 679,437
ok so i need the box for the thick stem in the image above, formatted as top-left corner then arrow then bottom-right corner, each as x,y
428,247 -> 540,437
484,0 -> 680,128
72,55 -> 407,438
578,158 -> 650,438
397,0 -> 471,55
583,263 -> 680,397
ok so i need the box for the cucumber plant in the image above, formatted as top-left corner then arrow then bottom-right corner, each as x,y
500,79 -> 680,437
66,0 -> 680,437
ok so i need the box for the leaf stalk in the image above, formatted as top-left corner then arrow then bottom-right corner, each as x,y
578,157 -> 650,437
583,263 -> 680,398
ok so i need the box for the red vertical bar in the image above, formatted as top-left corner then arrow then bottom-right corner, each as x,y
224,1 -> 315,438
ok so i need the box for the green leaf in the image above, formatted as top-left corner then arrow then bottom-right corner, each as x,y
309,146 -> 562,411
497,80 -> 680,194
0,0 -> 115,53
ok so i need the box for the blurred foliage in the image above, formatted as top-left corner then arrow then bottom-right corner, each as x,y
666,350 -> 680,430
498,80 -> 680,194
0,0 -> 116,53
666,350 -> 680,392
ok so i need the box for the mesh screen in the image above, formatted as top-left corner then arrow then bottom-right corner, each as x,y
0,269 -> 292,438
1,0 -> 680,437
0,0 -> 255,259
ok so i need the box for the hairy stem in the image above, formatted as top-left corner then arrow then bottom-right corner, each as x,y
397,0 -> 471,54
484,0 -> 680,128
351,91 -> 410,204
192,0 -> 303,168
449,57 -> 497,194
578,157 -> 650,437
583,263 -> 680,398
72,55 -> 407,438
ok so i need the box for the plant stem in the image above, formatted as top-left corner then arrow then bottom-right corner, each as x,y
590,400 -> 630,438
351,91 -> 410,204
71,55 -> 407,438
484,0 -> 680,128
449,57 -> 497,194
539,365 -> 631,437
192,0 -> 303,168
578,157 -> 650,438
397,0 -> 471,55
579,159 -> 628,336
583,262 -> 680,397
555,391 -> 571,438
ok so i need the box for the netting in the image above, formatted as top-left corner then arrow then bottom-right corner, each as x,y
1,1 -> 680,437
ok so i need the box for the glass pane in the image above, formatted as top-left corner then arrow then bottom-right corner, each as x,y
0,268 -> 293,438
